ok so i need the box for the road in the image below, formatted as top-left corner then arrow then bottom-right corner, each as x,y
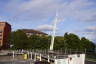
85,60 -> 96,64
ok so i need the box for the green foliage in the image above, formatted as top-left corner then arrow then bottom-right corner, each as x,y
63,33 -> 95,51
81,37 -> 95,51
8,30 -> 95,51
28,35 -> 50,49
64,33 -> 82,49
54,36 -> 64,50
10,30 -> 30,49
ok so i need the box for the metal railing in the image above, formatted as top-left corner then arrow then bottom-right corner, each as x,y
0,49 -> 86,64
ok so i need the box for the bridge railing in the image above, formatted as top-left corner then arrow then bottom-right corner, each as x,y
0,49 -> 86,62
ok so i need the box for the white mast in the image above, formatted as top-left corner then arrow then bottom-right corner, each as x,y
50,12 -> 58,51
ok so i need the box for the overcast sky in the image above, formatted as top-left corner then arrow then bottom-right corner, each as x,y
0,0 -> 96,43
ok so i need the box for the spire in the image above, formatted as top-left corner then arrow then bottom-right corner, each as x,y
50,11 -> 58,51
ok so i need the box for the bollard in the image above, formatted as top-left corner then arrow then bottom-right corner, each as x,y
30,52 -> 33,60
48,54 -> 50,62
34,53 -> 37,61
27,51 -> 30,59
40,53 -> 42,61
23,53 -> 28,60
12,51 -> 15,60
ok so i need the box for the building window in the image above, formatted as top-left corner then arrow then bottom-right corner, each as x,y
0,33 -> 2,36
0,42 -> 1,46
0,41 -> 2,46
0,30 -> 3,33
0,24 -> 4,26
0,37 -> 2,40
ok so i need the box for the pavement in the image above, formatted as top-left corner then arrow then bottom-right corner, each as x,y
0,60 -> 34,64
0,61 -> 96,64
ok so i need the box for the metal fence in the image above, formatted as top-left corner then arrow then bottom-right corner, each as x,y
0,49 -> 86,64
86,51 -> 96,62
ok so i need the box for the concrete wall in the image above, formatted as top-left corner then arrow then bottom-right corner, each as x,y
55,54 -> 85,64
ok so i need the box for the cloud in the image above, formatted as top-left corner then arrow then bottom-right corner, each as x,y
86,26 -> 96,32
36,25 -> 54,31
5,0 -> 61,21
0,0 -> 96,43
3,0 -> 96,22
72,26 -> 96,43
85,26 -> 96,42
61,0 -> 96,22
36,24 -> 59,31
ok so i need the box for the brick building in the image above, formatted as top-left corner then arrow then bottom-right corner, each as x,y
0,22 -> 11,49
20,29 -> 48,37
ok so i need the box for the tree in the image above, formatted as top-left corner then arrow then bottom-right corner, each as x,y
29,35 -> 50,49
10,30 -> 29,49
8,30 -> 95,51
64,33 -> 82,49
81,37 -> 95,51
54,36 -> 64,50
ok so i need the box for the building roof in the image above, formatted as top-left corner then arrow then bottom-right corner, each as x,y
20,29 -> 48,35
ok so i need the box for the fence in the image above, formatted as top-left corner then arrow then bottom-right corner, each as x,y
0,49 -> 86,64
86,51 -> 96,62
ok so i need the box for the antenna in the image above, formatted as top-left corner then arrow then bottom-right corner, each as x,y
49,12 -> 58,51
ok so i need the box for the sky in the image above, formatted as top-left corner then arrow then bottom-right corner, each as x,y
0,0 -> 96,43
